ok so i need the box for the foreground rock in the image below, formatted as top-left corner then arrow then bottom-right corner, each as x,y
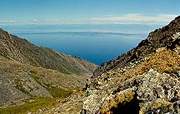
82,16 -> 180,114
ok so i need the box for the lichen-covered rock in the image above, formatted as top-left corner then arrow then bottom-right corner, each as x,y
137,69 -> 180,114
137,69 -> 180,102
82,16 -> 180,113
82,69 -> 180,114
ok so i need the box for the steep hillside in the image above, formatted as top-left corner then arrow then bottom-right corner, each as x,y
1,16 -> 180,114
94,16 -> 180,77
82,16 -> 180,114
0,28 -> 96,74
0,28 -> 96,114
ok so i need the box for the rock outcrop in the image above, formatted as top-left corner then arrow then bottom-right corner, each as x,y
82,16 -> 180,114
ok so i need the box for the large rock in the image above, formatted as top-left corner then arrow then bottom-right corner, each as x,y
82,69 -> 180,114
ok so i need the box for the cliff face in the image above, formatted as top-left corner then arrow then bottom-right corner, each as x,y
82,16 -> 180,114
0,28 -> 96,112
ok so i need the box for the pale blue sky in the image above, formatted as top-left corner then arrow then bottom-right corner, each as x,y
0,0 -> 179,24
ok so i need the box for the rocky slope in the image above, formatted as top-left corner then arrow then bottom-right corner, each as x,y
94,16 -> 180,77
0,28 -> 96,113
82,16 -> 180,114
1,16 -> 180,114
0,28 -> 96,75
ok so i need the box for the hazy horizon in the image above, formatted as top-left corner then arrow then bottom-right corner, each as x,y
0,0 -> 179,64
0,24 -> 158,64
1,24 -> 163,34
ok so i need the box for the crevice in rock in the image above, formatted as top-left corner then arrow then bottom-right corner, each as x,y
110,95 -> 140,114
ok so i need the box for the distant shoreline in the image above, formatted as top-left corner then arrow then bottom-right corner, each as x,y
15,31 -> 146,36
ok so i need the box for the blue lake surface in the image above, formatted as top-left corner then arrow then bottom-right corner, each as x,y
16,32 -> 146,64
1,24 -> 162,64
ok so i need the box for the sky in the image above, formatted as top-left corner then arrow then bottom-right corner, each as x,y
0,0 -> 179,25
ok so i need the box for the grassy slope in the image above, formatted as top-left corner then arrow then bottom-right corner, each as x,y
0,97 -> 57,114
0,57 -> 88,114
0,28 -> 96,114
104,48 -> 180,84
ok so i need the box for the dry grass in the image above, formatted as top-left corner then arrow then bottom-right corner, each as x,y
0,97 -> 58,114
125,49 -> 179,77
100,89 -> 135,114
139,98 -> 172,114
107,49 -> 180,83
101,49 -> 179,114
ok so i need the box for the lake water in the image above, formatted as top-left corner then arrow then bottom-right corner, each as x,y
1,24 -> 162,64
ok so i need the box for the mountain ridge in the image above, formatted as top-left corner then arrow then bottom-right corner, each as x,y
93,16 -> 180,77
0,16 -> 180,114
81,16 -> 180,114
0,28 -> 96,74
0,28 -> 96,113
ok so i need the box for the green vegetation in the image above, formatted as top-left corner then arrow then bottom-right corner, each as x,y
14,78 -> 32,96
30,70 -> 72,98
0,97 -> 57,114
30,71 -> 41,84
0,70 -> 73,114
46,86 -> 72,98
